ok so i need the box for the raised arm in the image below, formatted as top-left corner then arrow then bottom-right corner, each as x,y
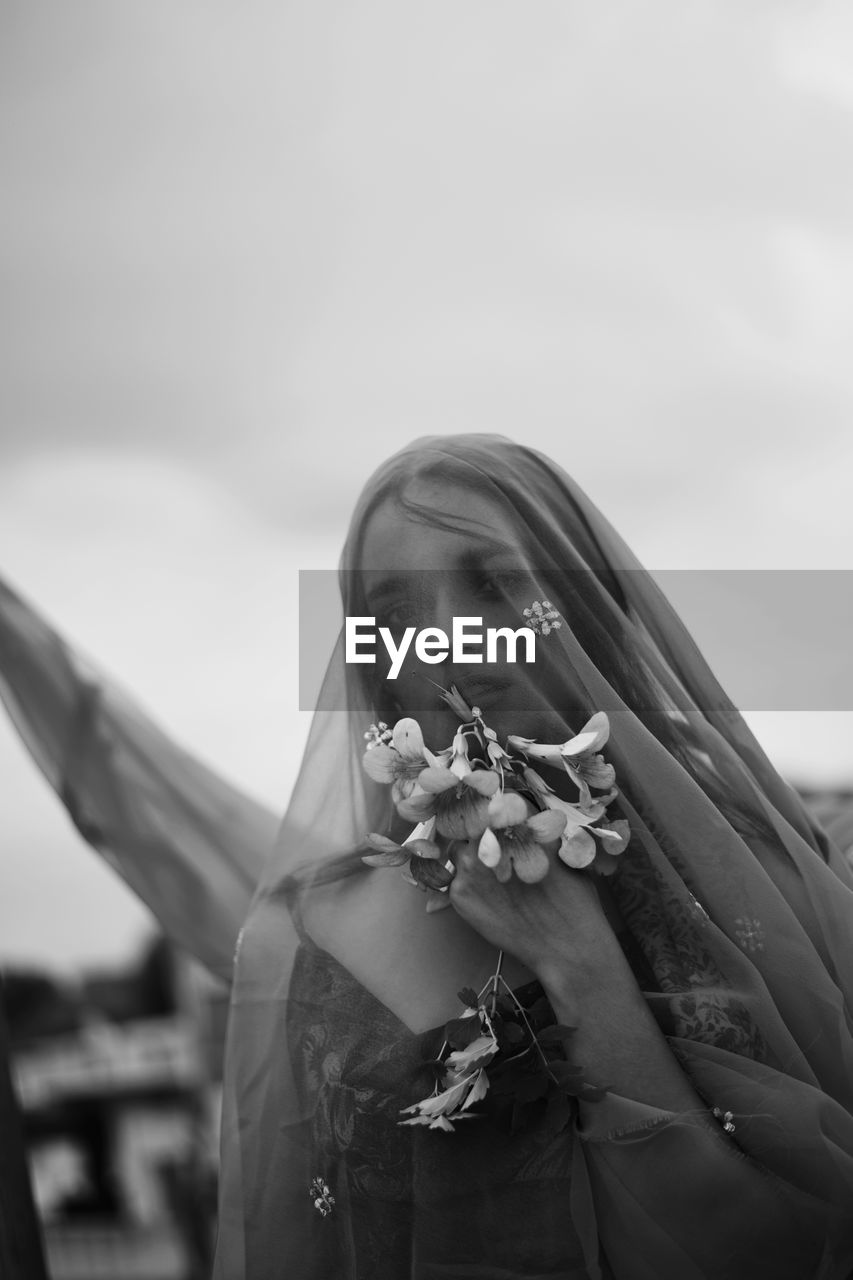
0,574 -> 280,985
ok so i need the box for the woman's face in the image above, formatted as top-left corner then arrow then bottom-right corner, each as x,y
356,477 -> 568,747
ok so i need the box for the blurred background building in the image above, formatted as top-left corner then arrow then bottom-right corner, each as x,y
2,936 -> 228,1280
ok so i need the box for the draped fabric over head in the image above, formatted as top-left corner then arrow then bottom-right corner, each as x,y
2,435 -> 853,1278
0,577 -> 277,985
216,435 -> 853,1279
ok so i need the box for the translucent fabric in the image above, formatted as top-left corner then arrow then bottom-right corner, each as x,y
3,434 -> 853,1279
0,575 -> 278,986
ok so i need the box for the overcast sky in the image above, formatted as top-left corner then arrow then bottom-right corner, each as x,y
2,1 -> 853,973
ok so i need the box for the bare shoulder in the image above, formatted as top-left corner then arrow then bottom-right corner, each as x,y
299,867 -> 536,1034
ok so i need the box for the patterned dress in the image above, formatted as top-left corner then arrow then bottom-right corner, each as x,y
285,931 -> 604,1279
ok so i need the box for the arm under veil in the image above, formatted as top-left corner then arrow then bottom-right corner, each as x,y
218,434 -> 853,1280
0,575 -> 279,986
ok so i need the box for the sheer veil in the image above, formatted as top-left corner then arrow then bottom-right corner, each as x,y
3,433 -> 853,1278
218,434 -> 853,1278
0,576 -> 278,985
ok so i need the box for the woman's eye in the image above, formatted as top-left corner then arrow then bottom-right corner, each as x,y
376,602 -> 417,630
468,573 -> 500,600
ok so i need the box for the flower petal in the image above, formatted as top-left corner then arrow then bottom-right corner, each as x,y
462,770 -> 501,797
477,827 -> 503,868
396,791 -> 437,822
525,809 -> 568,843
558,827 -> 597,869
563,712 -> 610,756
493,855 -> 513,883
405,838 -> 443,860
403,817 -> 437,844
362,744 -> 399,783
592,819 -> 631,855
487,791 -> 530,828
506,736 -> 565,769
560,730 -> 601,759
562,761 -> 593,809
364,832 -> 404,855
461,798 -> 492,841
410,856 -> 455,891
510,840 -> 551,884
449,753 -> 472,780
417,766 -> 461,795
521,766 -> 556,798
362,849 -> 409,867
437,793 -> 489,841
544,796 -> 603,830
579,757 -> 616,790
392,717 -> 426,759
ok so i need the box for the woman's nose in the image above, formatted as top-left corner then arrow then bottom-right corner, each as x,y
393,590 -> 455,688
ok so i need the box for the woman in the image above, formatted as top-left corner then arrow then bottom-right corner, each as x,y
3,434 -> 853,1279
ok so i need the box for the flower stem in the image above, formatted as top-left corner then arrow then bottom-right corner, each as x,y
496,974 -> 560,1086
490,951 -> 504,1017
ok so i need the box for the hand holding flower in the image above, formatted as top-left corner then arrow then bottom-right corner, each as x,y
447,835 -> 615,988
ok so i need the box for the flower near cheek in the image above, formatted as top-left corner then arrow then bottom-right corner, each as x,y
521,600 -> 562,636
362,717 -> 440,803
481,723 -> 511,767
362,818 -> 456,893
521,765 -> 630,875
560,713 -> 615,804
477,791 -> 567,884
508,713 -> 615,810
435,682 -> 475,721
398,765 -> 501,840
558,818 -> 632,875
447,729 -> 471,777
363,721 -> 393,749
